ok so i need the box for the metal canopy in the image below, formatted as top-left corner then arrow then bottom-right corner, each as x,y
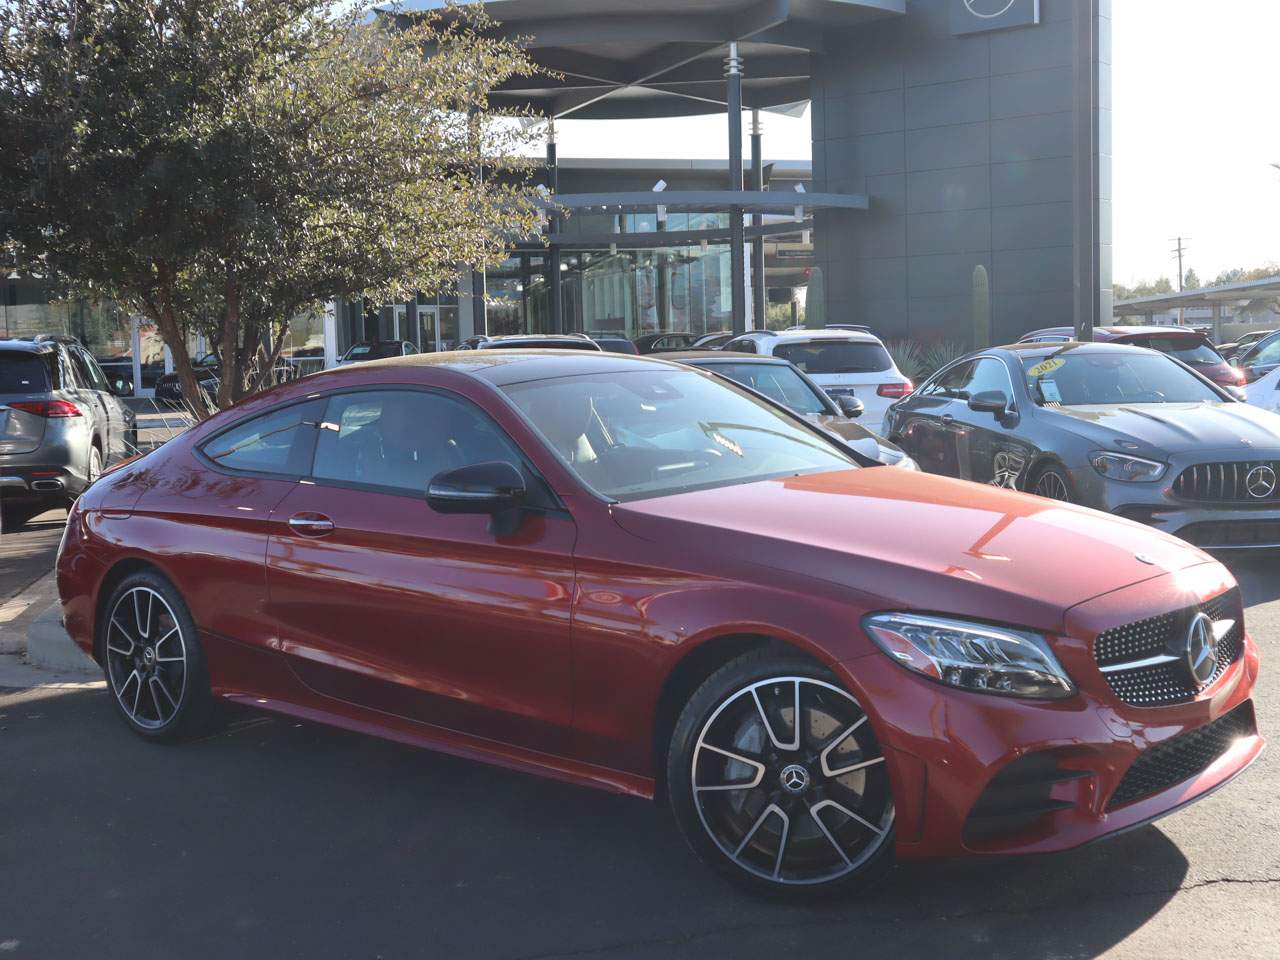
389,0 -> 905,119
543,189 -> 867,214
1115,275 -> 1280,315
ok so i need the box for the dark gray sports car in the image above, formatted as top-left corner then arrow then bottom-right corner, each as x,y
882,341 -> 1280,550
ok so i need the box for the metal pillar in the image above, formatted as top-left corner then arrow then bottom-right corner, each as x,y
547,121 -> 564,334
1071,0 -> 1101,342
726,43 -> 746,336
750,110 -> 766,332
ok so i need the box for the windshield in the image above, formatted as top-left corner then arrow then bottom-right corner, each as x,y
773,340 -> 892,374
702,362 -> 829,416
1023,351 -> 1223,406
344,342 -> 404,361
501,369 -> 856,501
1140,337 -> 1222,365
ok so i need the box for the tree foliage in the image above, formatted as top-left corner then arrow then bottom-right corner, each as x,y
1,1 -> 544,415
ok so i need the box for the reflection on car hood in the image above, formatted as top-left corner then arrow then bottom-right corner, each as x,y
611,467 -> 1212,632
1042,402 -> 1280,454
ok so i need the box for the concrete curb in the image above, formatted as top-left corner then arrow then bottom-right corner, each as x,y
0,572 -> 61,655
25,602 -> 99,677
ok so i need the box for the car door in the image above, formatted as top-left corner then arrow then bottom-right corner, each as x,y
76,348 -> 130,461
263,385 -> 577,755
890,361 -> 972,477
944,356 -> 1036,488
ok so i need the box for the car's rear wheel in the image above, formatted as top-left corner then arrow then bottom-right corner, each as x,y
1030,463 -> 1075,503
667,650 -> 895,895
100,571 -> 214,741
87,445 -> 103,486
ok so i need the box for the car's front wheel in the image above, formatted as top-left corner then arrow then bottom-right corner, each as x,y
99,571 -> 214,741
667,650 -> 895,895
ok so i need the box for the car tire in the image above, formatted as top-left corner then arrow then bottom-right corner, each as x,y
666,648 -> 895,896
98,570 -> 215,742
1028,462 -> 1076,503
87,444 -> 103,486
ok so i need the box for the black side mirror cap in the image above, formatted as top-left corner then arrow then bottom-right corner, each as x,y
835,395 -> 864,419
427,461 -> 527,534
967,391 -> 1009,416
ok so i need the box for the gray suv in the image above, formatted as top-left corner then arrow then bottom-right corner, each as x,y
0,336 -> 136,529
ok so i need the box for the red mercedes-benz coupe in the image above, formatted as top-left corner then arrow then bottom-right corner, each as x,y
56,351 -> 1263,894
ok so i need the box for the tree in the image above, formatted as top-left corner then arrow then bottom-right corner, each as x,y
1,1 -> 543,416
1114,277 -> 1174,300
1183,268 -> 1201,290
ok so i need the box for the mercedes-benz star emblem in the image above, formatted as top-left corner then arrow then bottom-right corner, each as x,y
1185,612 -> 1218,688
1245,465 -> 1277,499
964,0 -> 1018,17
779,764 -> 810,795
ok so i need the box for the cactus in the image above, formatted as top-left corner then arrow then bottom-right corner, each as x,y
972,264 -> 991,349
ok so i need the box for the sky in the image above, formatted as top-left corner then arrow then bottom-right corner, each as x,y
550,0 -> 1280,289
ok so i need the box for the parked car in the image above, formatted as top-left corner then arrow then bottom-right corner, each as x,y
1218,329 -> 1274,363
1234,330 -> 1280,383
96,355 -> 165,390
154,353 -> 219,408
721,329 -> 912,433
459,333 -> 602,352
1016,326 -> 1246,393
338,340 -> 419,365
590,336 -> 639,355
0,336 -> 136,529
634,332 -> 704,354
59,351 -> 1263,894
664,351 -> 915,469
884,342 -> 1280,550
690,331 -> 734,350
1244,361 -> 1280,415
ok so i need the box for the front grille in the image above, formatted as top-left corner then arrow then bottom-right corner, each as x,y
1107,701 -> 1256,809
1093,589 -> 1243,706
1179,520 -> 1280,549
1173,461 -> 1280,502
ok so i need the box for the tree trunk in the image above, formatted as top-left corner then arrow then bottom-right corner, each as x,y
249,315 -> 294,395
150,283 -> 210,420
217,278 -> 241,411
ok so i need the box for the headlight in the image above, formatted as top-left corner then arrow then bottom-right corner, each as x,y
1089,452 -> 1167,482
863,613 -> 1074,700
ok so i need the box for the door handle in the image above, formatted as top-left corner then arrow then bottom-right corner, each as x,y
288,514 -> 335,536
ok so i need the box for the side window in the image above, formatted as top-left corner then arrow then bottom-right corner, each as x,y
76,349 -> 112,392
960,358 -> 1014,401
311,389 -> 527,496
1251,336 -> 1280,366
726,338 -> 757,354
61,349 -> 89,389
203,399 -> 324,477
924,362 -> 973,398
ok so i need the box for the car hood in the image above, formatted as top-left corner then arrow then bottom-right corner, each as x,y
1039,402 -> 1280,456
610,467 -> 1213,633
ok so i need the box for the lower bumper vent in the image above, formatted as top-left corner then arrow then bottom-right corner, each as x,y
1107,701 -> 1256,810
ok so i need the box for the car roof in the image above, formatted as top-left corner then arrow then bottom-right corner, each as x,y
0,338 -> 56,355
660,350 -> 790,365
302,349 -> 682,387
1098,325 -> 1203,338
991,341 -> 1170,361
740,329 -> 881,343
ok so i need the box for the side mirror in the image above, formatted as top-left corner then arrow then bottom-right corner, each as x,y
968,391 -> 1009,416
427,461 -> 527,534
835,395 -> 864,419
110,377 -> 133,397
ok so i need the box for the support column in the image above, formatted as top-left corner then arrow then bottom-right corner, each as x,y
726,43 -> 746,337
1071,0 -> 1102,342
547,121 -> 564,334
1212,301 -> 1223,343
750,110 -> 766,332
323,301 -> 338,369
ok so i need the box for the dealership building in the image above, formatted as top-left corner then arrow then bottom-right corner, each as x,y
8,0 -> 1112,380
331,0 -> 1112,360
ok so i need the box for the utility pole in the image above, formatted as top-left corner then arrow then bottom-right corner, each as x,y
1170,236 -> 1190,326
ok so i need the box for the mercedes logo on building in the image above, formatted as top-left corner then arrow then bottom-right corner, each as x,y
1185,613 -> 1219,688
1245,465 -> 1277,499
964,0 -> 1018,17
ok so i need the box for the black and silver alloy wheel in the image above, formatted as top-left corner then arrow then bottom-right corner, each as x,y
99,572 -> 213,741
1033,468 -> 1072,502
669,653 -> 895,893
105,587 -> 187,729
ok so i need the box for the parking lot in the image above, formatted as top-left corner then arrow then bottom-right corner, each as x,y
0,510 -> 1276,960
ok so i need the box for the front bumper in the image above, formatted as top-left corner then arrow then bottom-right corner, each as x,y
839,566 -> 1263,859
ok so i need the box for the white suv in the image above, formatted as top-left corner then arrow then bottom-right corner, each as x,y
721,329 -> 912,432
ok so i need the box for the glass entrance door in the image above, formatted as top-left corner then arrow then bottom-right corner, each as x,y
417,306 -> 440,352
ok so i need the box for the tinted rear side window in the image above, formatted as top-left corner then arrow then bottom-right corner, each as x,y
774,341 -> 892,374
0,353 -> 52,393
203,400 -> 325,476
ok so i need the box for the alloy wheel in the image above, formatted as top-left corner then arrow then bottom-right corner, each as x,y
104,587 -> 188,730
88,446 -> 103,485
1034,469 -> 1071,501
691,676 -> 894,886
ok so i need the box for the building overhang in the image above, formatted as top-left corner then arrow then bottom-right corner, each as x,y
388,0 -> 905,119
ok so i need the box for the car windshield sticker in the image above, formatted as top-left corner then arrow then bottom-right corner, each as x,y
1039,379 -> 1063,403
1027,358 -> 1065,378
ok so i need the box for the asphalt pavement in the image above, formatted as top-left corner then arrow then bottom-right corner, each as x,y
0,541 -> 1277,959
